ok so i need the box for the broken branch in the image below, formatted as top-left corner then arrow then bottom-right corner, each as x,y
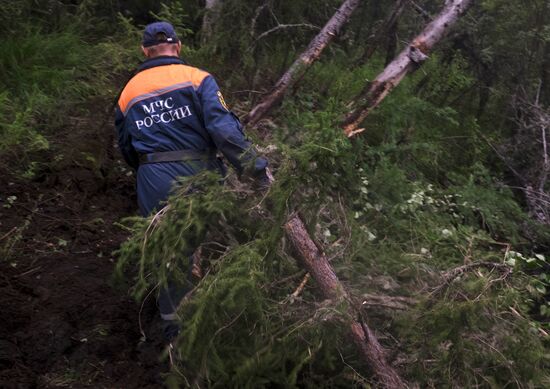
430,261 -> 512,297
253,23 -> 320,44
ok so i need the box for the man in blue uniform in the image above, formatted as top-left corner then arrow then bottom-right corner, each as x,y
115,21 -> 269,339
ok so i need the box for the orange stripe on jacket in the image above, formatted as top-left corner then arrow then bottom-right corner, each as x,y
118,64 -> 209,114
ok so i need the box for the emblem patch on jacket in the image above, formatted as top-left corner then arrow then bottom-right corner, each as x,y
217,91 -> 229,111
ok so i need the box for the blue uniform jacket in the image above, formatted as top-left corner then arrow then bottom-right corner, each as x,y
115,56 -> 267,215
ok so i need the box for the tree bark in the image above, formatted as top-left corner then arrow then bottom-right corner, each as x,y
201,0 -> 223,44
239,1 -> 477,385
342,0 -> 474,137
284,215 -> 406,389
541,42 -> 550,105
244,0 -> 362,128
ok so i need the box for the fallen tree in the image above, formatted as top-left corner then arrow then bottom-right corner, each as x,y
244,0 -> 363,128
285,215 -> 406,388
238,0 -> 475,385
118,1 -> 476,386
342,0 -> 474,137
258,0 -> 475,384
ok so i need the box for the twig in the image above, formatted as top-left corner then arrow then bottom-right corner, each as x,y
210,309 -> 245,342
361,294 -> 417,310
271,270 -> 307,289
441,261 -> 511,282
535,79 -> 542,106
475,128 -> 526,185
539,124 -> 548,192
13,266 -> 42,279
430,261 -> 512,297
291,273 -> 311,298
337,348 -> 371,385
410,0 -> 433,21
250,1 -> 270,37
138,282 -> 160,342
0,227 -> 17,241
470,334 -> 522,388
504,185 -> 550,202
253,23 -> 320,44
142,205 -> 170,253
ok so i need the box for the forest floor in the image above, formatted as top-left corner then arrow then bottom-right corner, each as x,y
0,165 -> 168,388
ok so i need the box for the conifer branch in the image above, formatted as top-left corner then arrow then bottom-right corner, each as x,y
430,261 -> 512,297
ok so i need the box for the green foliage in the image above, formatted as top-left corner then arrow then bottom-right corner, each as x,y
116,168 -> 364,387
0,3 -> 143,173
0,29 -> 94,156
116,173 -> 245,298
398,275 -> 549,388
3,0 -> 550,387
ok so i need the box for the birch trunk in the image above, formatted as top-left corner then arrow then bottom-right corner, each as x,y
201,0 -> 222,44
240,0 -> 472,384
244,0 -> 362,128
342,0 -> 474,137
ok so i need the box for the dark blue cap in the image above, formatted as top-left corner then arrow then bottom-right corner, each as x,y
142,22 -> 179,47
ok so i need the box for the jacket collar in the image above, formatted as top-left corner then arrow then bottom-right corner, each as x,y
137,55 -> 187,72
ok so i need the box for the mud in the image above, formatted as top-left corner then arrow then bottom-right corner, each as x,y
0,167 -> 168,388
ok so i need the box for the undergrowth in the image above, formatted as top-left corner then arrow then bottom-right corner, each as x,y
116,100 -> 550,387
3,1 -> 548,387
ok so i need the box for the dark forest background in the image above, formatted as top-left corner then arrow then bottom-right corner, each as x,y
1,1 -> 549,388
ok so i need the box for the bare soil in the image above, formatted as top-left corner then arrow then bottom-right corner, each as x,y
0,166 -> 168,388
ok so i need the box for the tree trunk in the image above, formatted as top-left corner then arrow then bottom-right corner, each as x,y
360,0 -> 409,64
383,18 -> 399,67
284,215 -> 407,389
244,0 -> 362,128
238,2 -> 479,385
201,0 -> 222,44
342,0 -> 474,137
541,42 -> 550,105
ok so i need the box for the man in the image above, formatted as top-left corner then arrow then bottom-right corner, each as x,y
115,21 -> 269,340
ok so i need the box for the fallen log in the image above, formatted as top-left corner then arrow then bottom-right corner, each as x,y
240,1 -> 472,384
342,0 -> 474,137
244,0 -> 362,128
284,215 -> 406,389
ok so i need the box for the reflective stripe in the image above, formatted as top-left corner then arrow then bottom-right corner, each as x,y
161,312 -> 178,321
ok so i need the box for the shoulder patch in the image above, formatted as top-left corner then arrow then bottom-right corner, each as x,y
118,64 -> 209,114
217,90 -> 229,111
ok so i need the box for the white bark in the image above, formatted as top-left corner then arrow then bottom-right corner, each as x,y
343,0 -> 474,137
245,0 -> 363,127
202,0 -> 223,43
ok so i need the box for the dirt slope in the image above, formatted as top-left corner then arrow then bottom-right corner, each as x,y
0,167 -> 167,388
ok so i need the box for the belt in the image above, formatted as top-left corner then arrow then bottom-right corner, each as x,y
139,149 -> 216,165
